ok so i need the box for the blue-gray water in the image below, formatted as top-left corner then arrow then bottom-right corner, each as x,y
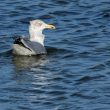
0,0 -> 110,110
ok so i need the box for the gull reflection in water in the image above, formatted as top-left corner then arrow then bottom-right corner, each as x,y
12,55 -> 47,70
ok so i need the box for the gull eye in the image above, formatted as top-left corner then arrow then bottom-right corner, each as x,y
36,22 -> 42,27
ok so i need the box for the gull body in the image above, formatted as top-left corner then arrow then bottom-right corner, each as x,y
12,20 -> 55,56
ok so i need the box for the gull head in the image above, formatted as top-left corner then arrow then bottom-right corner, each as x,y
29,19 -> 55,45
30,19 -> 55,31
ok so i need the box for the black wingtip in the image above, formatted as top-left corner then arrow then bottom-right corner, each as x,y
13,36 -> 22,44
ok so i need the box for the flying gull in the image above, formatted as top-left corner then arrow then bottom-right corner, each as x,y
12,19 -> 55,55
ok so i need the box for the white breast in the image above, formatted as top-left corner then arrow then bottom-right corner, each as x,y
29,26 -> 45,46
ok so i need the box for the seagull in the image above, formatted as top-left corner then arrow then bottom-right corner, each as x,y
12,19 -> 55,56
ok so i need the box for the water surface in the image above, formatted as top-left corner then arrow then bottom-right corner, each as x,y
0,0 -> 110,110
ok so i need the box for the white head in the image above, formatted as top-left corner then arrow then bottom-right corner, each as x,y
29,19 -> 55,45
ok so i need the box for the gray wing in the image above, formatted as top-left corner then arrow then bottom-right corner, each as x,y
21,38 -> 47,54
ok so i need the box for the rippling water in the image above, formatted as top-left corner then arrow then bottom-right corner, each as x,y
0,0 -> 110,110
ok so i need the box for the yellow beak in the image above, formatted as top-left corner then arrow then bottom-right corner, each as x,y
46,24 -> 55,29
